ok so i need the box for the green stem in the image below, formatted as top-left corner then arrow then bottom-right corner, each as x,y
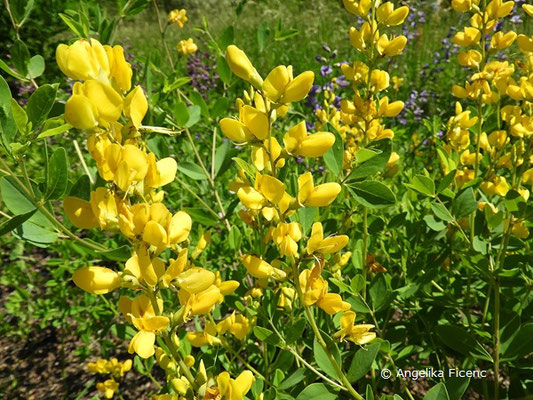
361,207 -> 369,300
291,260 -> 363,400
151,0 -> 174,68
493,280 -> 500,400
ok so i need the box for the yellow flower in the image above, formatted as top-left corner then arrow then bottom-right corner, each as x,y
128,294 -> 169,358
241,254 -> 286,279
187,321 -> 221,347
524,4 -> 533,17
217,371 -> 255,400
123,86 -> 148,128
225,45 -> 263,89
454,27 -> 482,47
334,311 -> 376,345
283,121 -> 335,157
307,222 -> 349,255
217,312 -> 254,340
96,379 -> 119,399
376,34 -> 407,57
178,285 -> 221,317
271,222 -> 302,257
72,266 -> 121,294
298,172 -> 341,207
168,9 -> 188,27
177,38 -> 198,55
220,105 -> 268,142
512,221 -> 529,239
263,65 -> 314,103
376,2 -> 409,26
490,31 -> 517,51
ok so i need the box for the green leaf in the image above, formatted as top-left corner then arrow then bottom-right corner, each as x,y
278,368 -> 306,390
502,322 -> 533,360
59,13 -> 87,38
97,245 -> 132,261
0,75 -> 16,147
219,26 -> 235,49
323,124 -> 343,176
10,98 -> 28,134
178,162 -> 207,180
174,102 -> 189,127
437,170 -> 457,193
423,383 -> 450,400
69,175 -> 91,201
349,140 -> 391,180
369,274 -> 395,311
214,140 -> 230,176
232,157 -> 256,180
189,91 -> 210,119
27,55 -> 45,79
452,188 -> 477,219
313,335 -> 341,380
0,59 -> 26,80
27,84 -> 57,128
46,147 -> 68,200
0,176 -> 36,216
348,180 -> 396,208
12,40 -> 30,76
217,55 -> 231,85
36,123 -> 72,139
366,385 -> 374,400
295,383 -> 336,400
228,225 -> 242,250
424,215 -> 446,231
14,219 -> 57,246
405,175 -> 435,197
257,21 -> 269,52
286,318 -> 306,344
186,105 -> 202,128
430,202 -> 453,223
253,326 -> 281,346
211,97 -> 231,119
0,210 -> 36,236
436,325 -> 492,361
110,323 -> 136,340
163,77 -> 192,93
184,208 -> 219,226
298,206 -> 317,236
347,342 -> 380,382
445,377 -> 470,400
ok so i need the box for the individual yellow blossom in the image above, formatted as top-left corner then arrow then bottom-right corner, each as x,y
72,266 -> 121,294
298,172 -> 341,207
96,379 -> 119,399
283,121 -> 335,157
241,254 -> 286,280
216,370 -> 255,400
217,312 -> 255,340
512,221 -> 529,239
178,284 -> 221,317
186,321 -> 221,347
168,9 -> 187,27
270,222 -> 302,258
225,45 -> 263,89
334,311 -> 376,345
306,222 -> 349,255
177,38 -> 198,55
262,65 -> 314,103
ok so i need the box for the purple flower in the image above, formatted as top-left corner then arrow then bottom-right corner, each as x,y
320,65 -> 333,77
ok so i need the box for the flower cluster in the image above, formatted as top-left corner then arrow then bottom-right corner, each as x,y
57,38 -> 252,399
168,9 -> 188,28
186,51 -> 219,98
87,358 -> 132,399
339,0 -> 409,172
443,1 -> 532,239
219,44 -> 375,347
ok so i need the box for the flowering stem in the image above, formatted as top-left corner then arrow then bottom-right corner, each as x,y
493,279 -> 500,400
73,139 -> 94,185
290,259 -> 363,399
151,0 -> 174,69
361,207 -> 369,300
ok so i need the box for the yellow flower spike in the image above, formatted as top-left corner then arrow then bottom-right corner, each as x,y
255,173 -> 286,204
83,80 -> 123,125
63,196 -> 99,229
217,370 -> 255,400
490,31 -> 517,51
241,106 -> 269,140
307,222 -> 349,255
64,94 -> 99,130
280,71 -> 315,103
177,38 -> 198,55
524,4 -> 533,16
298,172 -> 341,207
225,45 -> 263,89
168,9 -> 188,27
263,65 -> 291,102
96,379 -> 118,399
220,118 -> 253,142
72,266 -> 121,294
168,210 -> 192,244
317,292 -> 351,315
124,86 -> 148,128
106,45 -> 133,92
56,39 -> 110,81
176,267 -> 216,293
